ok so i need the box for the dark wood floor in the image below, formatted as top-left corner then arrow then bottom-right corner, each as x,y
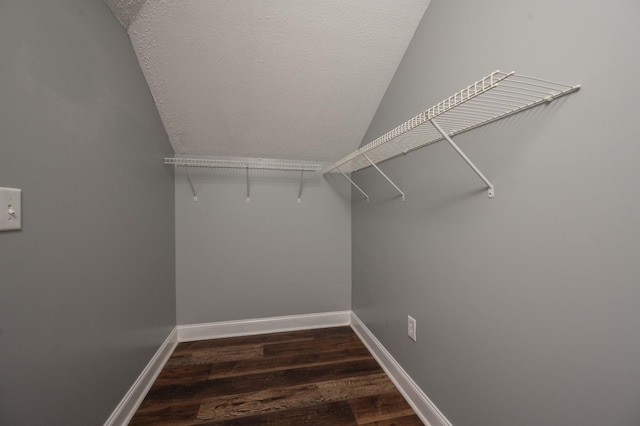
130,326 -> 424,425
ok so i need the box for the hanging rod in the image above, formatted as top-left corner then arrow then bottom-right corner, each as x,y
164,157 -> 323,172
324,70 -> 580,199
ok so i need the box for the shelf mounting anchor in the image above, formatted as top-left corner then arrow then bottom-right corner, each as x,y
245,167 -> 250,202
186,168 -> 198,202
337,167 -> 369,202
431,119 -> 495,198
363,153 -> 405,201
297,170 -> 304,203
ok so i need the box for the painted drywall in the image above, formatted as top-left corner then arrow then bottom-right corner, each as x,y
352,1 -> 640,425
175,161 -> 351,325
0,1 -> 175,425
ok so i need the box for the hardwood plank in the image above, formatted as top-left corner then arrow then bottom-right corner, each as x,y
129,401 -> 201,426
155,364 -> 213,387
262,333 -> 363,358
138,358 -> 383,411
173,336 -> 313,355
174,327 -> 354,354
208,346 -> 372,380
166,344 -> 264,367
197,373 -> 396,421
136,396 -> 201,417
358,414 -> 425,426
197,401 -> 358,426
348,391 -> 416,424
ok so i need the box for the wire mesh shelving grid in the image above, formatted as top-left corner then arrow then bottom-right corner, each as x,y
324,70 -> 580,175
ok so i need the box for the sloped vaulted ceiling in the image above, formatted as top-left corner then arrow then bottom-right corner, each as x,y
105,0 -> 430,162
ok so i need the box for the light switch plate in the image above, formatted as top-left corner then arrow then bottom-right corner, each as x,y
408,315 -> 417,342
0,187 -> 22,231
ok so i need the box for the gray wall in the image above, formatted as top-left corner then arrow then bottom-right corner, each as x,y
176,163 -> 351,324
352,1 -> 640,425
0,1 -> 175,425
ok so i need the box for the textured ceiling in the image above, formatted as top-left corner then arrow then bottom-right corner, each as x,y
107,1 -> 430,162
104,0 -> 148,28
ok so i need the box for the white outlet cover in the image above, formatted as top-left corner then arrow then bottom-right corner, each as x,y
0,187 -> 22,231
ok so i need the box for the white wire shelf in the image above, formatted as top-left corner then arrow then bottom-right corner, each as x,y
324,70 -> 580,176
164,157 -> 324,203
164,157 -> 323,172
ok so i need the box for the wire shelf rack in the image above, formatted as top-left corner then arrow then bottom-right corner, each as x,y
164,157 -> 323,172
324,70 -> 580,175
164,157 -> 324,202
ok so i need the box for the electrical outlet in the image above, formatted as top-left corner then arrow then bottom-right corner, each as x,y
408,315 -> 417,342
0,187 -> 21,231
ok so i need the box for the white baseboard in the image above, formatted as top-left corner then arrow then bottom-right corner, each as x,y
104,327 -> 178,426
177,310 -> 352,342
350,312 -> 452,426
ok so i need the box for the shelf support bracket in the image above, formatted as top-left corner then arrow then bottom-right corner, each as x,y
431,119 -> 495,198
297,170 -> 304,203
337,167 -> 369,202
186,168 -> 198,202
363,153 -> 405,201
245,167 -> 251,202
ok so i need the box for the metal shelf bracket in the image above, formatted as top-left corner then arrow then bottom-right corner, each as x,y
431,119 -> 495,198
186,168 -> 198,202
337,167 -> 369,202
363,153 -> 405,201
297,171 -> 304,203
